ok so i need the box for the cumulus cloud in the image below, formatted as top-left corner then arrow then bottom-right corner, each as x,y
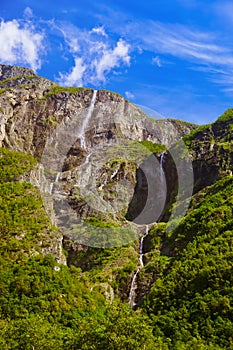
58,57 -> 86,86
0,19 -> 44,71
94,39 -> 130,82
57,24 -> 131,86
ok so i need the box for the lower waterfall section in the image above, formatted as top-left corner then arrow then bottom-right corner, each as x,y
128,225 -> 149,308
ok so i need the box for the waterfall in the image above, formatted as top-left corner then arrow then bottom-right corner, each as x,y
160,151 -> 165,181
80,90 -> 97,150
84,152 -> 92,165
159,151 -> 166,212
128,270 -> 139,308
55,172 -> 60,183
49,172 -> 61,194
139,224 -> 149,267
129,224 -> 149,308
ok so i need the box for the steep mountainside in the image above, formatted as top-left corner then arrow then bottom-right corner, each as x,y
0,64 -> 195,156
0,64 -> 233,349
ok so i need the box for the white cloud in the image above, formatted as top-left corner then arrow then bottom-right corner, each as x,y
129,21 -> 232,66
0,19 -> 44,71
91,26 -> 108,37
98,11 -> 233,89
24,7 -> 33,18
152,56 -> 162,67
68,37 -> 80,53
58,57 -> 86,86
125,91 -> 135,100
94,39 -> 130,82
57,25 -> 131,86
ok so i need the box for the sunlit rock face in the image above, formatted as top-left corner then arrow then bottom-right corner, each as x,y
2,64 -> 233,304
0,64 -> 195,155
0,63 -> 195,225
0,63 -> 197,276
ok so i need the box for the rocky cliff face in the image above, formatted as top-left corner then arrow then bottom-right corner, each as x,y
0,64 -> 196,155
1,63 -> 233,308
184,110 -> 233,193
0,63 -> 198,302
0,63 -> 196,237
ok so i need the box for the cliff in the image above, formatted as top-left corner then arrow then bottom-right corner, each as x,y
1,64 -> 233,349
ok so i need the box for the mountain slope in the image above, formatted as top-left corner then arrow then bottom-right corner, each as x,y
143,176 -> 233,348
0,63 -> 233,349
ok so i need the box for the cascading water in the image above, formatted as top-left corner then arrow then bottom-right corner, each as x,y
160,151 -> 165,180
139,224 -> 149,267
159,151 -> 166,212
80,90 -> 97,150
129,225 -> 149,308
128,270 -> 139,308
49,172 -> 61,195
84,152 -> 92,165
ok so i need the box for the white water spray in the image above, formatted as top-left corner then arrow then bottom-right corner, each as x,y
160,151 -> 166,212
80,90 -> 97,150
139,224 -> 149,267
128,270 -> 139,308
49,172 -> 61,194
84,152 -> 92,165
160,151 -> 165,182
129,225 -> 149,308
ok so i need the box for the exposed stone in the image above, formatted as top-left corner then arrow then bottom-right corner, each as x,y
0,63 -> 197,289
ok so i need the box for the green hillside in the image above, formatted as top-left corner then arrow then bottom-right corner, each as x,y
0,148 -> 156,350
0,83 -> 233,348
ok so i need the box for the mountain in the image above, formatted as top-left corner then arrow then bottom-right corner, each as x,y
0,64 -> 233,349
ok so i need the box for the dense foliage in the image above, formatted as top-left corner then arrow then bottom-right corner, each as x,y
0,147 -> 36,183
0,149 -> 156,349
144,176 -> 233,349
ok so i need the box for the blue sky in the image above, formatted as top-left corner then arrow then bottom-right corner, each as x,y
1,0 -> 233,124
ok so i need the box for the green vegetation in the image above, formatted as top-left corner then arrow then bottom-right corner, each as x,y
41,85 -> 91,100
0,254 -> 157,350
183,123 -> 211,146
0,105 -> 233,348
144,176 -> 233,349
40,114 -> 59,126
0,87 -> 11,95
139,140 -> 167,153
100,89 -> 123,98
184,108 -> 233,147
0,75 -> 36,86
166,117 -> 199,127
216,108 -> 233,123
0,148 -> 156,349
0,147 -> 36,183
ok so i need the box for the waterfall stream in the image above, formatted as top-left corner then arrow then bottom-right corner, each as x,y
129,225 -> 149,308
128,152 -> 166,308
139,225 -> 149,267
160,151 -> 165,181
80,90 -> 97,150
159,151 -> 166,215
49,172 -> 61,195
